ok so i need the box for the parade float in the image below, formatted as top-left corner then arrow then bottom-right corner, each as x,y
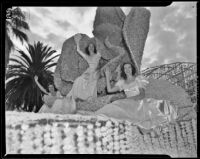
6,7 -> 197,157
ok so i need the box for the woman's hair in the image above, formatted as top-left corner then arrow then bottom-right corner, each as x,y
86,43 -> 97,55
47,83 -> 57,91
87,43 -> 102,72
48,83 -> 53,87
120,62 -> 136,80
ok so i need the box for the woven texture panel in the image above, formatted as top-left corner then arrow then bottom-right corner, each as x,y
6,111 -> 197,157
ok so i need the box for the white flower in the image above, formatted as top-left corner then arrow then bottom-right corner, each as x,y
44,138 -> 52,145
77,136 -> 84,142
44,124 -> 51,131
87,130 -> 93,136
95,122 -> 101,127
106,121 -> 112,127
114,135 -> 119,141
64,123 -> 69,128
96,141 -> 101,147
95,129 -> 101,137
88,136 -> 93,142
87,124 -> 94,129
33,138 -> 41,145
100,126 -> 107,132
44,132 -> 51,138
52,123 -> 58,127
77,130 -> 84,136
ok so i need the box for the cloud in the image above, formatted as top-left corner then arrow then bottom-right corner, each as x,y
17,5 -> 196,71
141,2 -> 196,68
21,7 -> 97,41
121,7 -> 132,15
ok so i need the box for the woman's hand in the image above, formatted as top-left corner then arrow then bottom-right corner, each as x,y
74,33 -> 82,44
34,75 -> 38,81
104,36 -> 111,48
128,96 -> 141,101
105,68 -> 110,76
128,88 -> 145,101
105,67 -> 110,77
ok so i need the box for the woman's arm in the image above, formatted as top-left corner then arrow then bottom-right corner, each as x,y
104,36 -> 124,53
127,88 -> 145,100
34,76 -> 49,95
56,91 -> 63,99
105,68 -> 120,93
100,37 -> 125,74
74,34 -> 89,60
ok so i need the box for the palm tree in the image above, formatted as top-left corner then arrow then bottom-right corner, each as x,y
5,41 -> 60,112
5,7 -> 30,68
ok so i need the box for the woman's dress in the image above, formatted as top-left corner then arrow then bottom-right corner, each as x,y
38,92 -> 60,113
68,53 -> 101,100
95,75 -> 178,129
50,95 -> 76,114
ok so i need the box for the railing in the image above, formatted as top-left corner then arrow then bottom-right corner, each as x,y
142,62 -> 197,103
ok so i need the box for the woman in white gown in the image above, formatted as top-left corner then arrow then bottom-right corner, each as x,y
34,76 -> 63,113
70,34 -> 126,101
68,34 -> 102,101
95,63 -> 178,131
35,76 -> 76,114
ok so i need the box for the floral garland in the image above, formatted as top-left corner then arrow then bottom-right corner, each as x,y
6,111 -> 197,157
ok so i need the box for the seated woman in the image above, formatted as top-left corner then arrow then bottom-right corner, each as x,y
95,63 -> 178,132
68,34 -> 102,101
70,34 -> 126,114
34,76 -> 63,113
35,76 -> 76,114
70,34 -> 125,101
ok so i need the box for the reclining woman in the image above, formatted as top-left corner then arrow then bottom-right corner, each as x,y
95,63 -> 178,133
34,76 -> 63,113
35,75 -> 76,114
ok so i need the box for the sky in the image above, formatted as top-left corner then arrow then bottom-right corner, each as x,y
11,2 -> 196,71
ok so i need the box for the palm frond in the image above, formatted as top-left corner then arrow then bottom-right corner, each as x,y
42,54 -> 60,66
44,62 -> 58,70
6,65 -> 29,77
14,55 -> 30,68
17,50 -> 32,66
12,28 -> 29,43
6,71 -> 30,80
41,45 -> 55,60
9,58 -> 29,69
43,50 -> 57,60
40,45 -> 49,59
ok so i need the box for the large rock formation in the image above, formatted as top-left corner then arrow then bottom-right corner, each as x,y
123,7 -> 151,73
54,7 -> 151,96
93,7 -> 126,29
